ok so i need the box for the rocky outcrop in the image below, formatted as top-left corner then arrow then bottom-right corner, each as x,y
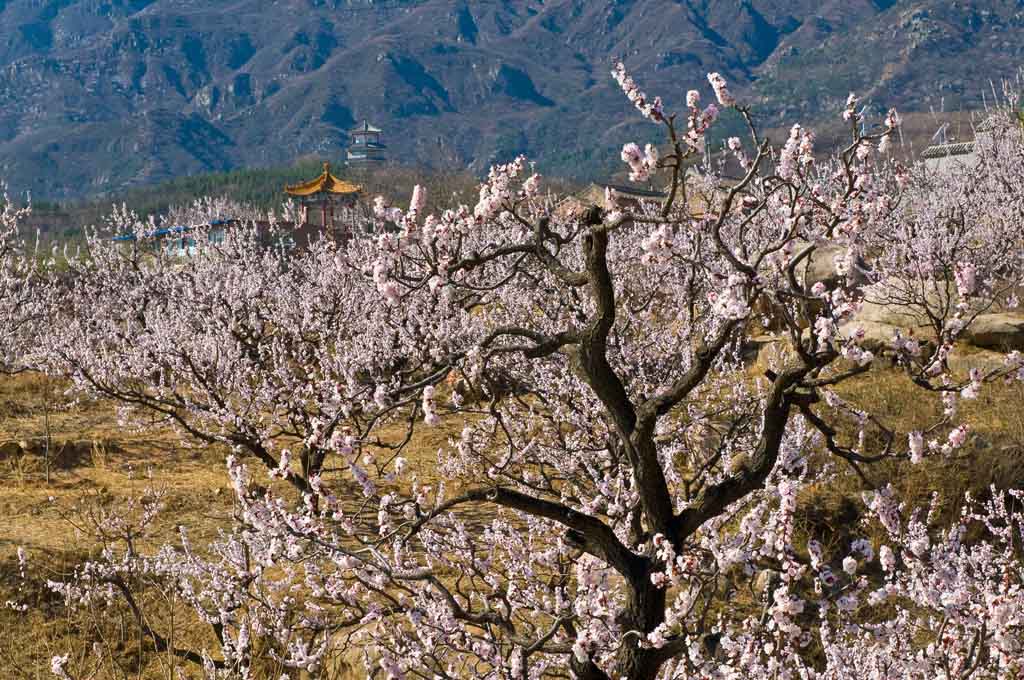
836,312 -> 1024,355
843,276 -> 1024,353
1,0 -> 1019,199
836,320 -> 906,354
796,241 -> 870,293
960,313 -> 1024,351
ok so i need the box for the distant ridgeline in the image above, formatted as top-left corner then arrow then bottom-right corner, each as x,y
3,0 -> 1024,201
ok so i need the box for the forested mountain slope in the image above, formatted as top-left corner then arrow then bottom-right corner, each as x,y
0,0 -> 1021,198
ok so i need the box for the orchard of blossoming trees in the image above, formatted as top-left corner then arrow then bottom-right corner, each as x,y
0,194 -> 46,373
4,64 -> 1024,680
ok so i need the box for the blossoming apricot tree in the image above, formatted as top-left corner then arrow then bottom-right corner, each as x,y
0,191 -> 43,373
23,67 -> 1024,679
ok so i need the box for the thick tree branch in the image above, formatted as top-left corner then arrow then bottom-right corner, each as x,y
674,361 -> 814,540
577,229 -> 676,540
405,486 -> 645,577
638,319 -> 741,420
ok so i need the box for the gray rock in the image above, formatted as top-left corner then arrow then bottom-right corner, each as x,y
837,320 -> 904,354
855,277 -> 952,331
742,334 -> 782,363
855,300 -> 935,331
961,313 -> 1024,351
794,241 -> 870,292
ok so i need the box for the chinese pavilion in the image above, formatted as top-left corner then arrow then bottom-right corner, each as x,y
347,120 -> 386,162
284,161 -> 361,230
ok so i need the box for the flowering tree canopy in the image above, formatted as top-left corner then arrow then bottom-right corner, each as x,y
0,191 -> 44,373
12,67 -> 1024,679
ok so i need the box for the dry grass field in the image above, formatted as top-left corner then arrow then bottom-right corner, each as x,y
0,371 -> 470,678
1,359 -> 1022,678
0,373 -> 235,677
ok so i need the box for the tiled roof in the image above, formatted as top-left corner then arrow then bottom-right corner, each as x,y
350,120 -> 382,134
284,162 -> 361,197
921,142 -> 976,159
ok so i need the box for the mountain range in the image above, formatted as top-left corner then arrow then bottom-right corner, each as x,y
1,0 -> 1022,200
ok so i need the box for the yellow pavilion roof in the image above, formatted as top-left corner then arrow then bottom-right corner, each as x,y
284,162 -> 362,197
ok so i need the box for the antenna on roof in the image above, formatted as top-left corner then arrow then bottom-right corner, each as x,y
856,105 -> 870,135
931,122 -> 949,145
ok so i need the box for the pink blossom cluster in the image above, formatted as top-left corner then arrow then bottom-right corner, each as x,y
778,123 -> 815,179
474,155 -> 536,220
707,273 -> 751,320
706,72 -> 736,107
621,142 -> 659,182
611,62 -> 664,122
0,191 -> 45,373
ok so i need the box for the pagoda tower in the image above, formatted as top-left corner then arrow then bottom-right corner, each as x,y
284,161 -> 361,232
347,120 -> 386,162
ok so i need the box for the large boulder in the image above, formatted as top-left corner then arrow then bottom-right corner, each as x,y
961,313 -> 1024,351
835,313 -> 1024,359
837,320 -> 906,354
744,334 -> 791,371
855,277 -> 955,332
854,299 -> 935,332
749,243 -> 867,332
852,277 -> 1024,351
791,241 -> 870,293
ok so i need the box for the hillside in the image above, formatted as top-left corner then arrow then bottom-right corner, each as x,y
0,0 -> 1021,200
